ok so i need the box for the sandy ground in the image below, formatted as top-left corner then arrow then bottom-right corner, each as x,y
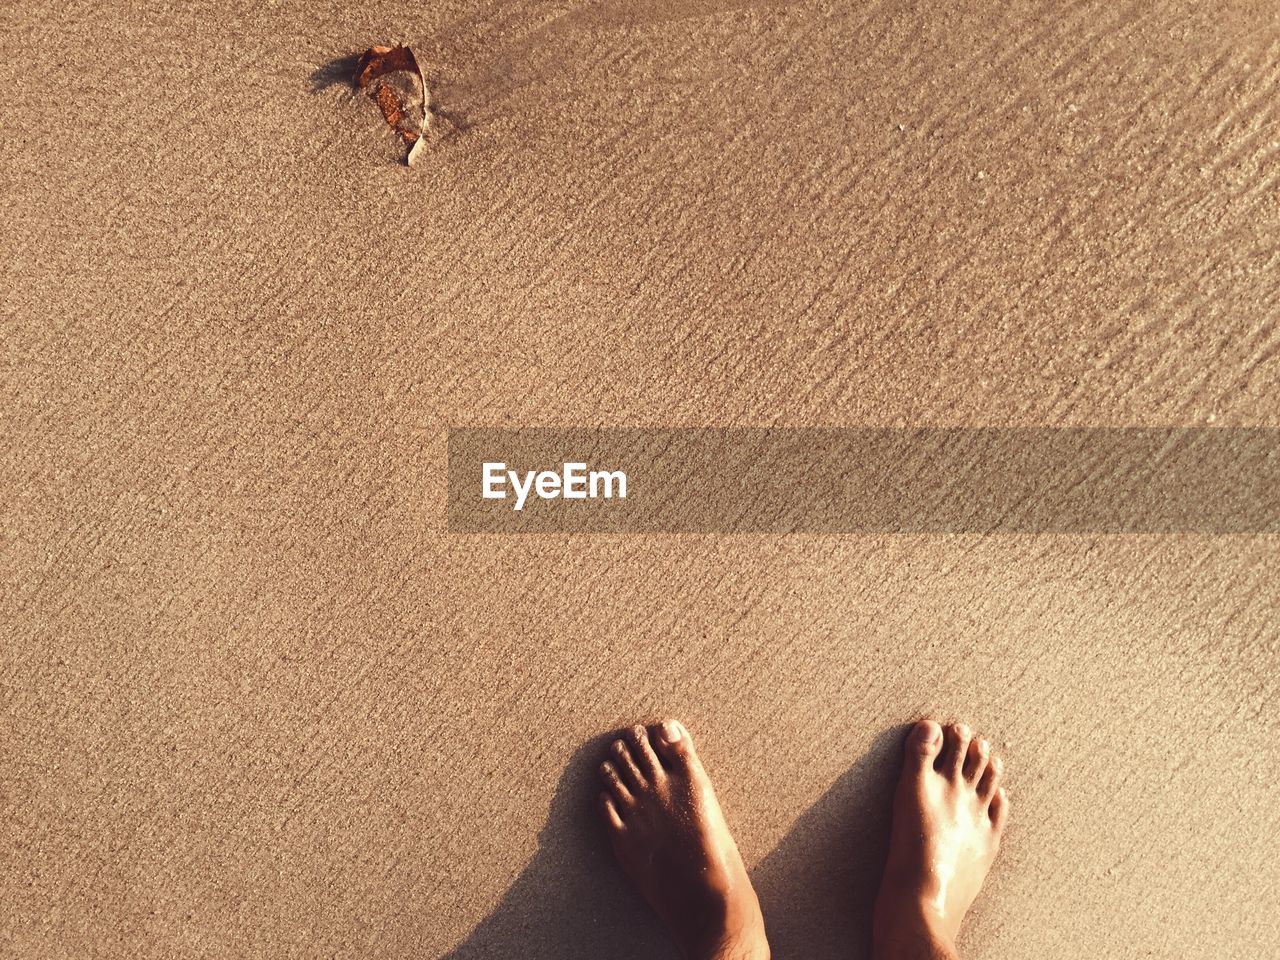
3,1 -> 1279,957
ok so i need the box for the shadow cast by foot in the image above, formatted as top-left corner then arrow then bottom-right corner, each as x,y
439,732 -> 675,960
440,723 -> 908,960
752,724 -> 907,960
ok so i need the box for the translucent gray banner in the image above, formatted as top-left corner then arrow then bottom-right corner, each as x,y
447,428 -> 1280,533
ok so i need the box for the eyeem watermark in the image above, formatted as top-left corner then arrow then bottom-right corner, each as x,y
450,427 -> 1280,533
482,461 -> 628,511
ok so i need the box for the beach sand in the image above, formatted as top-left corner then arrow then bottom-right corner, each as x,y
3,1 -> 1278,957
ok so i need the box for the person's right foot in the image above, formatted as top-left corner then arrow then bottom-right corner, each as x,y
597,720 -> 769,960
874,720 -> 1009,959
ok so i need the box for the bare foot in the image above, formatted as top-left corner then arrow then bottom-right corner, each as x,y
874,720 -> 1009,960
597,720 -> 769,960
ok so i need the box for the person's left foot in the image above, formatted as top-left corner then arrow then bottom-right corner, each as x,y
598,720 -> 769,960
873,720 -> 1009,958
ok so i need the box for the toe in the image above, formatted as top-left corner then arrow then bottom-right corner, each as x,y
904,719 -> 944,771
652,718 -> 698,772
630,724 -> 663,782
942,723 -> 971,778
599,760 -> 633,806
977,755 -> 1003,804
598,791 -> 625,832
610,739 -> 648,791
989,786 -> 1010,831
963,736 -> 989,784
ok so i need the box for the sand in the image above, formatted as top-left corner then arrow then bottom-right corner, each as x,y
3,0 -> 1279,957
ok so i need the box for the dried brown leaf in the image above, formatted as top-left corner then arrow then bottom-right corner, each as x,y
353,44 -> 430,162
375,84 -> 416,143
354,44 -> 419,89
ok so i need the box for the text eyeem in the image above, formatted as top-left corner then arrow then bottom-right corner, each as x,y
482,462 -> 628,511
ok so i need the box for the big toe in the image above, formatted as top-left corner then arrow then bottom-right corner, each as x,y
904,719 -> 944,772
652,718 -> 699,772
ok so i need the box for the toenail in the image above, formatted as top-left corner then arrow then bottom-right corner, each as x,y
613,740 -> 627,754
956,724 -> 971,738
662,720 -> 683,742
978,739 -> 989,754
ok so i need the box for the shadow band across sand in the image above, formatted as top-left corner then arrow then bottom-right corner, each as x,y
441,725 -> 906,960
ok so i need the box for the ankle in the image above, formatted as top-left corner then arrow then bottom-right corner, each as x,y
686,903 -> 769,960
873,887 -> 956,960
698,935 -> 770,960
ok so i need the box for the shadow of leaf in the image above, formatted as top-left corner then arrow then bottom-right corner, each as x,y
309,53 -> 363,94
